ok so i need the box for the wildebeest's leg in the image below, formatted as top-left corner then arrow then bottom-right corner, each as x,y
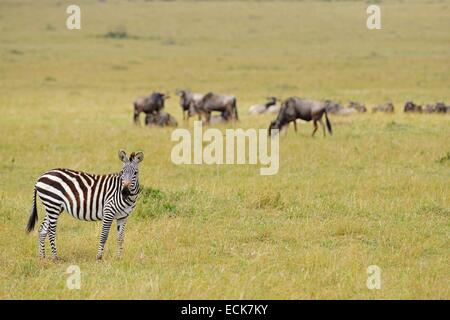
319,118 -> 326,137
293,120 -> 298,133
312,120 -> 318,137
283,123 -> 289,136
133,103 -> 140,125
116,218 -> 127,257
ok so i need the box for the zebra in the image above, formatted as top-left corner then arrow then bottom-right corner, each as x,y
26,150 -> 144,260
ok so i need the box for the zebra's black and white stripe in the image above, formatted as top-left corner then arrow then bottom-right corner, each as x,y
26,150 -> 144,260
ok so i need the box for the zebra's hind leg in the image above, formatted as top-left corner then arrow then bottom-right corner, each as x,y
38,217 -> 49,258
46,208 -> 62,260
116,218 -> 127,257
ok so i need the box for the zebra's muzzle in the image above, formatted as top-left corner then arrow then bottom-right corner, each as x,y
121,187 -> 131,198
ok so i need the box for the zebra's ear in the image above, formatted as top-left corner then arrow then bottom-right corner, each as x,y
118,150 -> 128,163
133,151 -> 144,163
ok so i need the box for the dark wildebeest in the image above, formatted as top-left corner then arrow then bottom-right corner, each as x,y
249,96 -> 279,114
197,92 -> 238,124
372,102 -> 394,113
348,101 -> 367,113
268,97 -> 332,137
435,102 -> 447,113
145,111 -> 178,127
404,101 -> 422,113
133,92 -> 170,125
176,89 -> 204,121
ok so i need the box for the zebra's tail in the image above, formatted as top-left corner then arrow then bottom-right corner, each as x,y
26,187 -> 38,233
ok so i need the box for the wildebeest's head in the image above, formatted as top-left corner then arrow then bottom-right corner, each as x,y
176,89 -> 190,108
175,89 -> 186,98
118,150 -> 144,198
268,120 -> 281,136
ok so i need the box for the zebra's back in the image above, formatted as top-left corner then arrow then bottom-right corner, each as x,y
35,168 -> 120,221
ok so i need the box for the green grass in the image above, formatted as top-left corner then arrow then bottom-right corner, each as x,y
0,0 -> 449,299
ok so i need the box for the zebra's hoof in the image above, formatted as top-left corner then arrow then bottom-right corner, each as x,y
96,255 -> 103,261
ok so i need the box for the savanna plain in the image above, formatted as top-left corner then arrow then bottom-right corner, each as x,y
0,0 -> 449,299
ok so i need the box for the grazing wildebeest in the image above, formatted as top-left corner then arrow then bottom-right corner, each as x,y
404,101 -> 422,113
348,101 -> 367,113
268,97 -> 332,137
372,102 -> 394,113
145,111 -> 178,127
133,92 -> 169,125
249,97 -> 279,114
197,92 -> 238,124
176,89 -> 204,120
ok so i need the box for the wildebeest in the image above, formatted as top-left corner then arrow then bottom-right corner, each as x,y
424,104 -> 436,113
197,92 -> 238,124
176,89 -> 204,120
404,101 -> 422,113
372,102 -> 394,113
249,97 -> 280,114
145,111 -> 178,127
133,92 -> 169,125
348,101 -> 367,113
423,102 -> 449,113
435,102 -> 448,113
269,97 -> 332,137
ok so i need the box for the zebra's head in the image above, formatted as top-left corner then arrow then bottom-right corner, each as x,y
118,150 -> 144,198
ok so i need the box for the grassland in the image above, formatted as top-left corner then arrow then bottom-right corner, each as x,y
0,0 -> 449,299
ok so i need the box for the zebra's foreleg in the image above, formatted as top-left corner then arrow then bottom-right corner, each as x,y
96,210 -> 115,260
116,218 -> 127,257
